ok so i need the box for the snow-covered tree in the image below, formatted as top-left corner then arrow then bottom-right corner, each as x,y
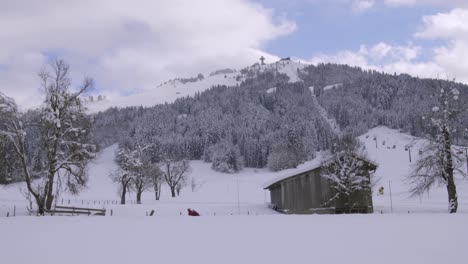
0,137 -> 22,184
0,60 -> 95,214
130,145 -> 153,204
38,60 -> 95,210
267,142 -> 297,171
408,83 -> 467,213
321,136 -> 375,213
209,141 -> 244,173
267,129 -> 305,171
109,166 -> 132,205
113,144 -> 153,204
0,92 -> 38,202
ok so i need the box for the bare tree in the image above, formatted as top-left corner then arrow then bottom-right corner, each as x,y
408,82 -> 467,213
144,163 -> 163,200
0,60 -> 95,214
190,177 -> 197,192
110,168 -> 132,205
132,163 -> 152,204
159,160 -> 191,197
175,176 -> 187,196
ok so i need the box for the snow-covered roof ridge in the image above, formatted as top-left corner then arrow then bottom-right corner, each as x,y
262,154 -> 323,189
262,149 -> 379,190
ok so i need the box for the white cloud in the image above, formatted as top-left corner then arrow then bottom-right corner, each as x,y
416,8 -> 468,82
415,8 -> 468,40
311,7 -> 468,84
352,0 -> 375,12
384,0 -> 468,7
0,0 -> 296,108
310,42 -> 444,80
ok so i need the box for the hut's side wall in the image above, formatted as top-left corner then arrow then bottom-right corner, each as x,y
269,169 -> 334,214
270,185 -> 282,209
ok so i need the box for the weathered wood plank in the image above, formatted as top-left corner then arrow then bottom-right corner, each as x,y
44,210 -> 91,215
55,205 -> 106,213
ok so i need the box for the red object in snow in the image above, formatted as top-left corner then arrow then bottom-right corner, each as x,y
187,208 -> 200,216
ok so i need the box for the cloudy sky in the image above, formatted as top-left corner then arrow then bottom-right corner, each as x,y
0,0 -> 467,108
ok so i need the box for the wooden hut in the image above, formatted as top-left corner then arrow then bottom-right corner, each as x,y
263,158 -> 377,214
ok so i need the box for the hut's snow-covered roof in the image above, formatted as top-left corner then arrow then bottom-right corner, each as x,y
262,152 -> 378,190
262,157 -> 323,190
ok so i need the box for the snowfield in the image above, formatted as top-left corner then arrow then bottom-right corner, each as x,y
2,214 -> 467,264
1,126 -> 468,264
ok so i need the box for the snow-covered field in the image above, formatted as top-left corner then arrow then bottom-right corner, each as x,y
2,214 -> 467,264
1,126 -> 467,264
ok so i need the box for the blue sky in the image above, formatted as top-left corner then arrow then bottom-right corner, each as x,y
257,0 -> 445,59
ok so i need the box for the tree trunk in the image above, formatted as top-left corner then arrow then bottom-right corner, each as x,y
443,126 -> 458,213
170,187 -> 176,197
136,190 -> 142,204
346,195 -> 352,214
45,174 -> 55,210
154,185 -> 160,200
17,147 -> 45,214
121,183 -> 127,204
446,178 -> 458,213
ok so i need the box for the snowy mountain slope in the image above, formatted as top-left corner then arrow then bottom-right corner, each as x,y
249,59 -> 306,83
86,60 -> 308,112
360,126 -> 468,213
87,72 -> 240,112
309,86 -> 341,134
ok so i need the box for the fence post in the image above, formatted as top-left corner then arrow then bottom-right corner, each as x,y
388,180 -> 394,213
13,205 -> 16,217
